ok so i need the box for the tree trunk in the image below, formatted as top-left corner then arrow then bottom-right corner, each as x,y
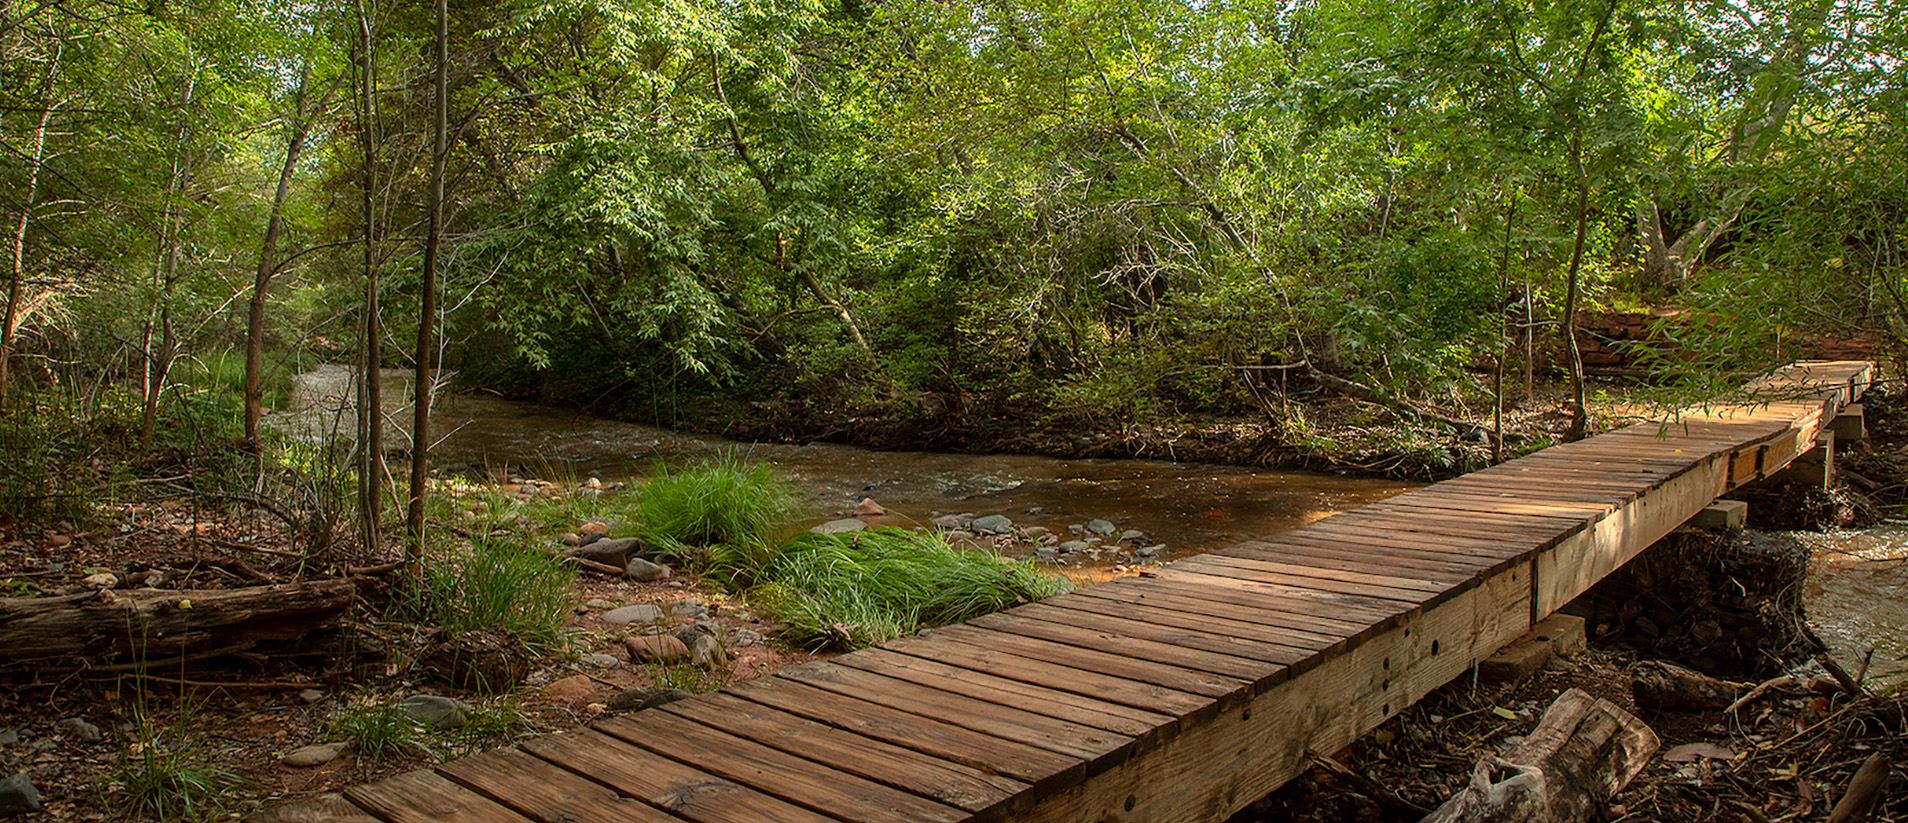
245,69 -> 325,445
1422,688 -> 1658,823
0,91 -> 54,402
357,11 -> 384,558
406,0 -> 448,562
1560,138 -> 1590,442
0,579 -> 356,666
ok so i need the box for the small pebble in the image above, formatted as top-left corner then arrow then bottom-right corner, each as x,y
56,718 -> 101,744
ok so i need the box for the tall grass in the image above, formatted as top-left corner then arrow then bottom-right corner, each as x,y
114,712 -> 244,822
636,452 -> 801,585
408,537 -> 577,654
754,528 -> 1071,650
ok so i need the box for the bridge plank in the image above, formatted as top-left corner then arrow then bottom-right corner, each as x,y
966,611 -> 1282,684
521,729 -> 837,823
596,710 -> 970,823
1067,580 -> 1363,650
345,769 -> 540,823
435,747 -> 686,823
929,623 -> 1251,699
1041,592 -> 1343,654
1121,573 -> 1408,629
1188,554 -> 1453,596
1004,600 -> 1313,666
1226,539 -> 1488,581
726,675 -> 1086,787
881,633 -> 1217,719
661,692 -> 1026,817
837,647 -> 1176,737
1158,560 -> 1441,606
776,662 -> 1133,760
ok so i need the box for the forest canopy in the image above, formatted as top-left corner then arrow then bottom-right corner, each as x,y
0,0 -> 1901,435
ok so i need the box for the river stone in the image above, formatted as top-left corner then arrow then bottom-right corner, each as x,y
573,536 -> 640,566
932,513 -> 975,531
1119,529 -> 1147,543
811,518 -> 867,534
281,742 -> 347,768
576,532 -> 604,546
0,773 -> 42,816
584,598 -> 617,610
1085,519 -> 1117,536
602,604 -> 664,625
854,497 -> 887,516
578,521 -> 612,536
0,730 -> 15,746
1058,540 -> 1091,553
540,674 -> 597,701
397,695 -> 471,730
971,514 -> 1014,534
1136,544 -> 1166,558
733,628 -> 763,646
625,557 -> 670,582
1019,526 -> 1052,541
673,600 -> 710,619
57,718 -> 101,743
558,533 -> 582,547
81,572 -> 117,589
580,653 -> 621,668
607,688 -> 694,712
625,634 -> 689,664
298,689 -> 326,704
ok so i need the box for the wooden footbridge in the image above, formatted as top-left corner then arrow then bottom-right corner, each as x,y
265,361 -> 1874,823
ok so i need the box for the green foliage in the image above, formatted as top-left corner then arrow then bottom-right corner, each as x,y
753,528 -> 1072,650
113,715 -> 245,822
408,538 -> 577,654
328,696 -> 535,764
635,453 -> 803,582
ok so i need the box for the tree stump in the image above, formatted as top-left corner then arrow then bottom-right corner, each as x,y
1422,688 -> 1658,823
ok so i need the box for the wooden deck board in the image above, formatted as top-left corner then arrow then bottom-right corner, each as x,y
261,361 -> 1872,823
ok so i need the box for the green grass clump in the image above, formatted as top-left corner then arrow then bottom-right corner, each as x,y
754,528 -> 1071,650
328,703 -> 444,763
114,720 -> 245,822
409,537 -> 577,654
636,453 -> 801,583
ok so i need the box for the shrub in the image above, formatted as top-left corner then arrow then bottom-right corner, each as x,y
635,452 -> 802,584
409,537 -> 577,654
753,528 -> 1071,650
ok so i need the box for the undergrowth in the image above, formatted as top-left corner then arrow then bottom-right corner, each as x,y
753,528 -> 1071,650
635,452 -> 801,585
113,712 -> 244,822
408,537 -> 576,654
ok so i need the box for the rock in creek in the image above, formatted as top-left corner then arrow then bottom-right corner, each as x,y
811,518 -> 866,534
970,514 -> 1014,534
1086,519 -> 1117,536
931,513 -> 975,531
854,497 -> 887,516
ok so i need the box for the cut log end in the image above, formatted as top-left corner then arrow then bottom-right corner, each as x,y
1422,688 -> 1658,823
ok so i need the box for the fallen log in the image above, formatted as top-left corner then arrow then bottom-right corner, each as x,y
0,579 -> 356,667
1422,688 -> 1659,823
1826,752 -> 1892,823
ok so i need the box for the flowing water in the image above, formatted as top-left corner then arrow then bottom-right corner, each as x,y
282,367 -> 1903,669
1797,526 -> 1908,688
279,367 -> 1413,558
